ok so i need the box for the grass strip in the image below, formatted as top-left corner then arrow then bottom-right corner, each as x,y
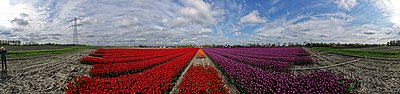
313,47 -> 400,58
7,46 -> 97,58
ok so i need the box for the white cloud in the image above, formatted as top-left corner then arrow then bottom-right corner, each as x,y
335,0 -> 357,10
113,16 -> 140,27
364,31 -> 376,35
254,12 -> 396,44
179,0 -> 223,25
168,17 -> 190,27
271,0 -> 280,5
319,34 -> 329,38
1,0 -> 397,45
0,0 -> 189,45
372,0 -> 400,28
79,17 -> 99,25
10,18 -> 29,27
233,31 -> 241,36
240,10 -> 265,24
0,0 -> 37,28
199,28 -> 213,33
266,7 -> 278,15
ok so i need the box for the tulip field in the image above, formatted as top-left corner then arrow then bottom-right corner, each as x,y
204,48 -> 352,93
195,49 -> 206,58
66,48 -> 198,93
1,47 -> 397,93
64,47 -> 356,93
177,65 -> 229,93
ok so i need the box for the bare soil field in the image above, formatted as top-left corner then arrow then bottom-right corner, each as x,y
303,48 -> 400,93
0,49 -> 95,93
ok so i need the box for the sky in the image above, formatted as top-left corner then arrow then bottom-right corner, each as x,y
0,0 -> 399,46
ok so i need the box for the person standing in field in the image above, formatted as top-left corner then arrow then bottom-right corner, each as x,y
1,47 -> 7,71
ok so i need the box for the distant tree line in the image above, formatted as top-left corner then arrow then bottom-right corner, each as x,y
138,42 -> 384,48
206,43 -> 304,48
199,42 -> 383,48
387,40 -> 400,46
305,43 -> 383,48
0,40 -> 22,45
134,43 -> 304,48
2,39 -> 394,48
0,40 -> 86,46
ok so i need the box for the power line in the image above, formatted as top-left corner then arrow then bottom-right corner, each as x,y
68,17 -> 83,45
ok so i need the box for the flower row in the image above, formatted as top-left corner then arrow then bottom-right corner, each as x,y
80,49 -> 188,64
195,49 -> 206,58
177,65 -> 229,93
210,48 -> 313,63
66,48 -> 198,93
209,50 -> 291,71
89,51 -> 188,77
204,48 -> 351,94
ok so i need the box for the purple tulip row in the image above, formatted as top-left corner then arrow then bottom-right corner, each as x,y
203,48 -> 351,94
207,48 -> 313,71
207,50 -> 291,71
210,48 -> 310,57
209,48 -> 313,64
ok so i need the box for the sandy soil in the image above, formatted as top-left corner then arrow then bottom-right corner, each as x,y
303,48 -> 400,93
0,49 -> 95,93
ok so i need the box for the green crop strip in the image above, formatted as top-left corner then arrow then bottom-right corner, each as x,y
313,47 -> 400,58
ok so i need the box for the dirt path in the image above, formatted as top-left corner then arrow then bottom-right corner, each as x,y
204,56 -> 240,94
169,56 -> 196,94
290,59 -> 360,71
0,49 -> 95,93
170,54 -> 239,94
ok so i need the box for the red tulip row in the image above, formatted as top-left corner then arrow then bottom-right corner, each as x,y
92,49 -> 182,58
177,65 -> 229,94
89,51 -> 187,77
66,48 -> 198,93
95,48 -> 171,53
89,49 -> 162,57
80,49 -> 187,64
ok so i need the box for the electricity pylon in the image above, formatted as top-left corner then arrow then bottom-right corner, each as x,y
68,17 -> 83,45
